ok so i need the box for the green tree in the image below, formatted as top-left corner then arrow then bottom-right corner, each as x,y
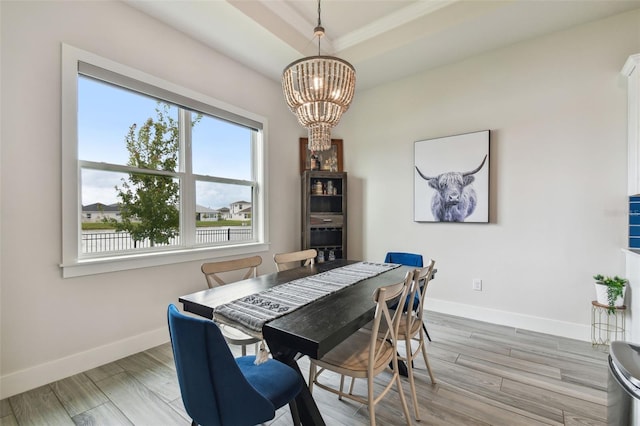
107,103 -> 200,247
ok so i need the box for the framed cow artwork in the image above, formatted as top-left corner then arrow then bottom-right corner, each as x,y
414,130 -> 490,223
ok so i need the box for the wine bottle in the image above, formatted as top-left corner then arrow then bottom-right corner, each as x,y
310,152 -> 319,170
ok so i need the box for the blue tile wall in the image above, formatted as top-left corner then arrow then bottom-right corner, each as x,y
631,195 -> 640,249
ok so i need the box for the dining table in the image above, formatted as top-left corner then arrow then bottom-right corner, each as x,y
178,259 -> 415,426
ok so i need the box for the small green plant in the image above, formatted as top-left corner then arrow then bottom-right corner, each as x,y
593,274 -> 627,313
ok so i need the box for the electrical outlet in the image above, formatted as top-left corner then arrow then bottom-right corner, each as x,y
473,279 -> 482,291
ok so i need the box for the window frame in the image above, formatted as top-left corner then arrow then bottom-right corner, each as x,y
61,44 -> 269,278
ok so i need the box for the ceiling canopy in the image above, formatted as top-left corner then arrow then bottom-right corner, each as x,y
124,0 -> 640,91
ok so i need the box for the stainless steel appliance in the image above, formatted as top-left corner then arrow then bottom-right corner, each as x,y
608,341 -> 640,425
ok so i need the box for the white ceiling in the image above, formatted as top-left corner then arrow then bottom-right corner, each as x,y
124,0 -> 640,91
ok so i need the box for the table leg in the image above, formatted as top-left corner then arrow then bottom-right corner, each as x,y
266,342 -> 326,426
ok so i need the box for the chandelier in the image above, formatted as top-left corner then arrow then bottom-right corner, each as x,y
282,0 -> 356,152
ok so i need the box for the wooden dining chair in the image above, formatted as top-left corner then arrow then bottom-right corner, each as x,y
400,260 -> 437,420
364,260 -> 437,420
273,249 -> 317,272
308,271 -> 414,426
384,251 -> 433,342
201,255 -> 263,356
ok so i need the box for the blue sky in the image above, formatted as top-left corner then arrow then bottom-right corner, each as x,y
79,77 -> 252,210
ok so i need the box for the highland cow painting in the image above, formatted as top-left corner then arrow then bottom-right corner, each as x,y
414,130 -> 490,223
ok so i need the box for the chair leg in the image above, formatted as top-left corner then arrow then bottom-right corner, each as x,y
241,344 -> 247,356
386,337 -> 408,376
420,329 -> 436,384
367,375 -> 377,426
308,362 -> 316,393
390,355 -> 409,377
348,376 -> 356,396
339,375 -> 346,401
406,337 -> 420,421
288,399 -> 301,426
392,357 -> 413,426
423,322 -> 431,342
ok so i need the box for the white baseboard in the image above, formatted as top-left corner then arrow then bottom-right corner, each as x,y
426,298 -> 591,342
0,327 -> 169,400
0,301 -> 592,400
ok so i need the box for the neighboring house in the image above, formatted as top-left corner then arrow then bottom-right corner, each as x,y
230,201 -> 251,220
196,204 -> 218,221
81,203 -> 120,223
217,207 -> 230,220
236,206 -> 252,220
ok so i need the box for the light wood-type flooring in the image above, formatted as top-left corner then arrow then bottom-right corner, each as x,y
0,311 -> 611,425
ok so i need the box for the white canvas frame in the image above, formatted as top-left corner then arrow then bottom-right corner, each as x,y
414,130 -> 490,223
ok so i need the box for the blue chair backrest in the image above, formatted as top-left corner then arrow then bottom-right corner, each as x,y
167,304 -> 275,426
384,252 -> 423,311
384,252 -> 423,267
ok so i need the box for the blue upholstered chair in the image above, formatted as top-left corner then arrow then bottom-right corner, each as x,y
384,252 -> 432,342
384,252 -> 423,268
167,304 -> 303,426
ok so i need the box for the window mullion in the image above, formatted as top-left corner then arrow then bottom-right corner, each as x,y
180,109 -> 195,247
253,130 -> 265,244
80,160 -> 178,177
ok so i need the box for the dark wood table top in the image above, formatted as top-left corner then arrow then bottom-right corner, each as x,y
179,259 -> 415,359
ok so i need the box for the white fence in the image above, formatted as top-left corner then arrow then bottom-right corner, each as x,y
82,227 -> 253,253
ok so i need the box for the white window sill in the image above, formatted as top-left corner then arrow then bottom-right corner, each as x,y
60,242 -> 270,278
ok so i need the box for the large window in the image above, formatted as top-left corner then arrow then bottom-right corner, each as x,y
62,45 -> 268,277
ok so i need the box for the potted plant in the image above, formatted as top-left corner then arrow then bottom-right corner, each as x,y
593,274 -> 628,313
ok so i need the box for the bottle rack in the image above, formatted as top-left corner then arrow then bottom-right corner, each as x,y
302,171 -> 347,262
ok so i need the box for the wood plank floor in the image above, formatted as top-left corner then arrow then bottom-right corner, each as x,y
0,311 -> 610,425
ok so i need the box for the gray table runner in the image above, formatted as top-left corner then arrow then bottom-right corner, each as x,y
213,262 -> 400,335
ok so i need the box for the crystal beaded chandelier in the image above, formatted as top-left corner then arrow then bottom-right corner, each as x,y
282,0 -> 356,152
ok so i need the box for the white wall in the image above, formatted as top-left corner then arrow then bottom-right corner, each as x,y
342,10 -> 640,339
2,0 -> 639,400
0,0 -> 303,398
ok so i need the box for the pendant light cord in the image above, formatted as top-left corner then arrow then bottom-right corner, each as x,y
315,0 -> 323,56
